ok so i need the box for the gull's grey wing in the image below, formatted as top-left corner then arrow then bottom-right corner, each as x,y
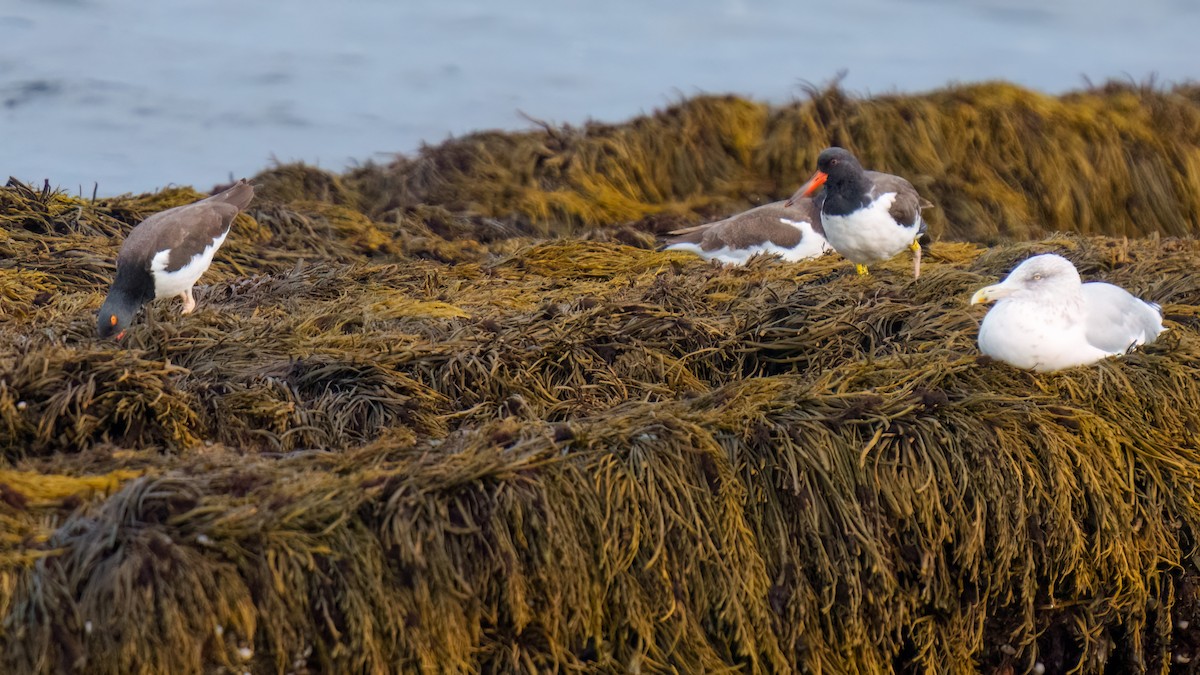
1081,282 -> 1165,354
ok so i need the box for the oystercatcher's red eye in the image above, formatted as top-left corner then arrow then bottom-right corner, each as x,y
110,315 -> 118,326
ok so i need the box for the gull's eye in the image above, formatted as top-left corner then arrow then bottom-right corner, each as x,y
110,315 -> 118,326
1031,273 -> 1042,281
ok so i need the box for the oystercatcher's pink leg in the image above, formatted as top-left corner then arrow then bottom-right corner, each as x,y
180,288 -> 196,315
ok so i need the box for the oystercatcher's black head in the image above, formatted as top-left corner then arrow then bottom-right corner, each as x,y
798,147 -> 865,197
97,265 -> 153,340
97,291 -> 142,340
785,147 -> 869,207
815,147 -> 863,177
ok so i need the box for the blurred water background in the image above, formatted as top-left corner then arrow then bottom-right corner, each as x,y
1,0 -> 1196,195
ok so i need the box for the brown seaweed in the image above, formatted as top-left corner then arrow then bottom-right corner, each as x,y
0,80 -> 1199,673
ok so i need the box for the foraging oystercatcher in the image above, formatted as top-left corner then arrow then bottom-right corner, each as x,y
970,253 -> 1165,372
97,179 -> 254,339
786,147 -> 931,278
660,197 -> 831,265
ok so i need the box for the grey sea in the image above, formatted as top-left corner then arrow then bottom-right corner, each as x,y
1,0 -> 1196,195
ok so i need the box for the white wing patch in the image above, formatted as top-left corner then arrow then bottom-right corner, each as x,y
777,218 -> 832,260
149,230 -> 229,299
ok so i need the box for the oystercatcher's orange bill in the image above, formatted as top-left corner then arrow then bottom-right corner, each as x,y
798,171 -> 828,197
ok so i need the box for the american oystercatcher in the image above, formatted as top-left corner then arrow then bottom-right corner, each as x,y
660,197 -> 830,265
970,253 -> 1165,372
97,179 -> 255,339
786,147 -> 931,278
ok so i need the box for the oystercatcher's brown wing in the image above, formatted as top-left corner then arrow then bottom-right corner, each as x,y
118,180 -> 254,273
664,199 -> 821,251
867,171 -> 926,232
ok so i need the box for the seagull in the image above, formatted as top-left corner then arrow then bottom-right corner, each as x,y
787,147 -> 931,278
970,253 -> 1166,372
97,179 -> 255,339
660,197 -> 830,265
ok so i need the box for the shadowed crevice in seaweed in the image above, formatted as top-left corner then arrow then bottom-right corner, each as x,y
5,356 -> 1200,672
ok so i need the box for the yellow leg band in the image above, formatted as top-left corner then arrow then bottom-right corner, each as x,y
855,264 -> 870,276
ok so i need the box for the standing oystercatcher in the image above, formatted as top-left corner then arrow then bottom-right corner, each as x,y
660,197 -> 830,265
97,179 -> 254,339
787,147 -> 931,278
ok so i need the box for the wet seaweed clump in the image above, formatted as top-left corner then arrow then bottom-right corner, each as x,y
1,79 -> 1200,674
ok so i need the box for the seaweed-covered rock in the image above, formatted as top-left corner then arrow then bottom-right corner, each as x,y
1,81 -> 1200,674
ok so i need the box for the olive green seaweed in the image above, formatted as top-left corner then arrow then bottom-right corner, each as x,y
0,80 -> 1199,674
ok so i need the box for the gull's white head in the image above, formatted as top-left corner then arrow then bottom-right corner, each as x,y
970,253 -> 1082,305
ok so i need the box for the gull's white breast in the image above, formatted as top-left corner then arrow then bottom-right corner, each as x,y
978,298 -> 1110,372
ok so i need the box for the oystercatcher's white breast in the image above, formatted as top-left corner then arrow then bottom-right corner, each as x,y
821,193 -> 922,265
